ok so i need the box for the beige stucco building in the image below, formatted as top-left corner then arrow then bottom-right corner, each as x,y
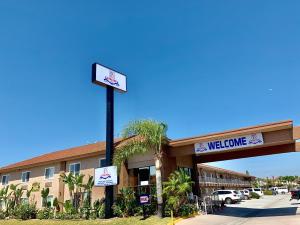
0,120 -> 299,209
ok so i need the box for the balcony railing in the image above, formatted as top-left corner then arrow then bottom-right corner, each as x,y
199,177 -> 251,186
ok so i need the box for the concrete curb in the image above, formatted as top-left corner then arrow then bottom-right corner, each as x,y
167,213 -> 199,225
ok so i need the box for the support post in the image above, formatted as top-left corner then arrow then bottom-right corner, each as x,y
105,86 -> 114,219
192,155 -> 200,196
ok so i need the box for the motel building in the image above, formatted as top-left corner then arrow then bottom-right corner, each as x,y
0,120 -> 299,209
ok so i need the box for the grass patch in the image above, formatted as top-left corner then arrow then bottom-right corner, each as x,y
0,216 -> 170,225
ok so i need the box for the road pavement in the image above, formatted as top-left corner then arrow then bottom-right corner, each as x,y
178,195 -> 300,225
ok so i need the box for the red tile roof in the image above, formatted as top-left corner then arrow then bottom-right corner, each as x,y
0,138 -> 123,173
198,164 -> 255,178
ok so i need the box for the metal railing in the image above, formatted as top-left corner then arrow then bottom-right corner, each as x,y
199,177 -> 251,186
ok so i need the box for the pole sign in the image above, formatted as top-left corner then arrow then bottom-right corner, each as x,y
139,194 -> 151,205
194,133 -> 264,154
94,166 -> 118,187
92,63 -> 127,92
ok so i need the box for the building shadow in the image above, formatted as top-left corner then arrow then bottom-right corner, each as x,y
214,206 -> 298,218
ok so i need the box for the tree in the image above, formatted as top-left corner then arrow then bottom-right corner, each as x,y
163,169 -> 194,216
0,186 -> 10,215
73,174 -> 85,210
113,119 -> 168,217
41,188 -> 50,208
83,175 -> 94,208
60,173 -> 75,206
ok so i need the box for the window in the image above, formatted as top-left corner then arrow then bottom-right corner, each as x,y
42,195 -> 53,207
44,167 -> 55,180
1,175 -> 9,185
21,171 -> 30,183
99,158 -> 106,168
138,167 -> 150,186
69,163 -> 80,175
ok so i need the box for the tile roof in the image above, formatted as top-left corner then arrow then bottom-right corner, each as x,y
198,163 -> 255,178
0,138 -> 123,173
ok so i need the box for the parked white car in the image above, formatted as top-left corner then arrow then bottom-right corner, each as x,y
241,189 -> 250,199
248,188 -> 264,197
270,187 -> 289,194
212,190 -> 240,204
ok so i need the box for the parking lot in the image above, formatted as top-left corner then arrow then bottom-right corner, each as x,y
179,195 -> 300,225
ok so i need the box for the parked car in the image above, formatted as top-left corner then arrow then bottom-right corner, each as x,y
269,187 -> 288,194
241,189 -> 250,200
248,188 -> 264,197
290,190 -> 300,201
235,190 -> 244,201
212,190 -> 240,204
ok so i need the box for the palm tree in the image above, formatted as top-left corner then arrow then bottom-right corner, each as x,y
73,174 -> 85,210
60,173 -> 75,205
41,188 -> 50,208
113,119 -> 168,217
83,175 -> 94,208
0,186 -> 10,215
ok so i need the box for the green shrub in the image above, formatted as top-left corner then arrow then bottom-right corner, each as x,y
250,192 -> 260,199
0,210 -> 6,219
37,208 -> 54,220
112,187 -> 137,217
63,200 -> 76,215
263,190 -> 273,195
93,199 -> 105,219
178,203 -> 197,217
55,212 -> 80,220
13,204 -> 37,220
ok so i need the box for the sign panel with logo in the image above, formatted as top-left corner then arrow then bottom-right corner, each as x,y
92,63 -> 127,92
139,194 -> 151,205
195,133 -> 264,154
94,166 -> 118,187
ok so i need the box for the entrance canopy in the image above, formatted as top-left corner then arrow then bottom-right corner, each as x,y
167,120 -> 300,163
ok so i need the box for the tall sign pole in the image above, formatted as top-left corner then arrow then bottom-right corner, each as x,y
92,63 -> 127,219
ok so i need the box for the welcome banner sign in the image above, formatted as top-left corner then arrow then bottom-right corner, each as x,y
194,133 -> 264,154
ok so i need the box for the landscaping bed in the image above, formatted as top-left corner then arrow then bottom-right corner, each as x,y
0,216 -> 170,225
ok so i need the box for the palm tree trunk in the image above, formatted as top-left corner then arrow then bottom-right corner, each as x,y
155,157 -> 163,218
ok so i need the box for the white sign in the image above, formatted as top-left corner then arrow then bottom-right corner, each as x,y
92,63 -> 127,92
94,166 -> 118,187
195,133 -> 264,154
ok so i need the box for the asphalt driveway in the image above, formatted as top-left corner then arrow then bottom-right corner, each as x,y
179,195 -> 300,225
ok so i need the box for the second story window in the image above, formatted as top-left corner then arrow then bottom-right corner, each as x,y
69,163 -> 80,175
1,175 -> 9,185
45,167 -> 55,180
99,158 -> 106,168
21,171 -> 30,183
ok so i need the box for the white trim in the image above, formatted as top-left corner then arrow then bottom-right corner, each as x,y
1,174 -> 10,186
99,157 -> 106,168
69,162 -> 81,175
21,171 -> 31,183
44,167 -> 55,180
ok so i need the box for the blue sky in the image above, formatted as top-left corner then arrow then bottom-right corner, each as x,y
0,0 -> 300,177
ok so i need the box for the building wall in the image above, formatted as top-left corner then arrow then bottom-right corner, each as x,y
0,163 -> 61,208
64,156 -> 106,204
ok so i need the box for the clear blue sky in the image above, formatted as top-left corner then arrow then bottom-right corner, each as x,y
0,0 -> 300,178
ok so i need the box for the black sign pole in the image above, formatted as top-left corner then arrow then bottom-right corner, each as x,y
105,86 -> 114,219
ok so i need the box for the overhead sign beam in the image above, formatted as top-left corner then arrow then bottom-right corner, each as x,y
92,62 -> 127,219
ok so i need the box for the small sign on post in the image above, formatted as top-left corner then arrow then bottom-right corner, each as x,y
139,194 -> 151,220
94,166 -> 118,187
139,194 -> 151,205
